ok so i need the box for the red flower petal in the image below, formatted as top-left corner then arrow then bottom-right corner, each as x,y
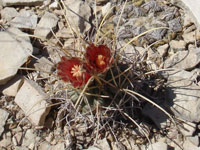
85,44 -> 112,73
57,57 -> 91,88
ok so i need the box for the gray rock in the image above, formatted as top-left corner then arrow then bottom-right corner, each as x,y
14,146 -> 29,150
0,109 -> 9,137
64,0 -> 91,33
2,0 -> 43,6
148,142 -> 168,150
169,40 -> 186,52
49,0 -> 58,9
1,7 -> 19,21
10,10 -> 38,29
141,1 -> 163,13
166,76 -> 200,122
180,121 -> 196,136
52,143 -> 65,150
0,28 -> 33,85
157,44 -> 169,57
161,69 -> 198,81
184,12 -> 194,27
168,17 -> 182,32
0,132 -> 12,147
1,75 -> 23,97
87,147 -> 101,150
164,48 -> 200,70
22,129 -> 36,147
39,142 -> 65,150
183,139 -> 200,150
34,11 -> 58,39
101,2 -> 111,17
182,31 -> 196,43
34,57 -> 54,78
14,79 -> 51,126
186,136 -> 199,146
87,138 -> 110,150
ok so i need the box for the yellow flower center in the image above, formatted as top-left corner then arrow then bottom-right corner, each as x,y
71,65 -> 82,77
96,55 -> 105,67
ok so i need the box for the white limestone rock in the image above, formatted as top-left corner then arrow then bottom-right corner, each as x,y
10,10 -> 38,29
148,142 -> 168,150
169,40 -> 186,52
1,75 -> 23,97
34,11 -> 58,39
166,76 -> 200,122
164,48 -> 200,70
0,109 -> 9,137
14,79 -> 50,126
34,57 -> 54,78
64,0 -> 91,33
0,28 -> 33,85
157,44 -> 169,57
1,7 -> 19,21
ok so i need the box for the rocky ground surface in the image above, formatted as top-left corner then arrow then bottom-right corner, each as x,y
0,0 -> 200,150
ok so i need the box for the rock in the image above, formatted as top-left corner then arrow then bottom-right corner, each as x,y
10,10 -> 38,30
101,2 -> 111,16
34,11 -> 58,39
1,75 -> 23,97
38,142 -> 52,150
184,24 -> 196,34
179,121 -> 196,136
169,40 -> 186,52
157,44 -> 169,57
87,146 -> 101,150
148,142 -> 168,150
161,69 -> 198,81
0,132 -> 12,148
183,12 -> 194,27
0,28 -> 33,85
164,48 -> 200,70
52,143 -> 65,150
87,138 -> 110,150
96,0 -> 109,5
172,0 -> 200,29
117,41 -> 137,59
39,142 -> 65,150
183,139 -> 200,150
135,46 -> 146,57
64,0 -> 91,33
34,57 -> 54,78
1,7 -> 19,21
49,0 -> 58,9
14,79 -> 50,126
56,27 -> 74,39
141,1 -> 162,13
168,17 -> 182,32
2,0 -> 43,6
0,109 -> 9,137
14,146 -> 29,150
22,129 -> 36,147
186,136 -> 199,146
166,76 -> 200,122
182,31 -> 195,43
13,131 -> 23,146
95,138 -> 111,150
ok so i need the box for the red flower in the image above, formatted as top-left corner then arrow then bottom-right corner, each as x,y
85,44 -> 112,73
57,57 -> 91,88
